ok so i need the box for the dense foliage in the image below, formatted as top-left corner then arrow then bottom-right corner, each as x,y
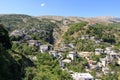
0,24 -> 72,80
62,22 -> 120,51
0,14 -> 57,44
1,14 -> 120,80
24,53 -> 72,80
0,25 -> 22,80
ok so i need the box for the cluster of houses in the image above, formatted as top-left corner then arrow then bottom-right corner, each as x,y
10,28 -> 48,41
27,41 -> 120,79
10,29 -> 53,52
10,29 -> 120,80
83,47 -> 120,76
55,43 -> 120,79
27,40 -> 51,53
10,30 -> 25,37
80,35 -> 102,44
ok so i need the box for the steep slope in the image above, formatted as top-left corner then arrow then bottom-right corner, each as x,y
1,14 -> 120,80
0,14 -> 57,44
37,15 -> 120,48
0,24 -> 22,80
0,14 -> 120,46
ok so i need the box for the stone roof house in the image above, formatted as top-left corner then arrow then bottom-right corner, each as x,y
49,50 -> 58,58
67,51 -> 77,60
27,40 -> 39,46
78,52 -> 93,57
62,59 -> 72,63
95,48 -> 104,55
71,72 -> 94,80
39,45 -> 49,53
11,30 -> 25,37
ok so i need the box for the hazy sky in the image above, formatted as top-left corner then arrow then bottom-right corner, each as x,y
0,0 -> 120,17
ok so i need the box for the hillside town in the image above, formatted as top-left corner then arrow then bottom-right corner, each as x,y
1,0 -> 120,80
10,25 -> 120,80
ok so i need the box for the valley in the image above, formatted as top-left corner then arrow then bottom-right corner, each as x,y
0,14 -> 120,80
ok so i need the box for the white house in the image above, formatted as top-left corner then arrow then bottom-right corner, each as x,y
81,35 -> 90,39
100,58 -> 107,67
104,47 -> 112,54
27,40 -> 39,46
95,40 -> 101,44
49,50 -> 58,58
62,59 -> 72,63
78,52 -> 93,57
90,36 -> 95,41
97,62 -> 102,67
67,51 -> 77,60
39,45 -> 49,53
71,72 -> 94,80
102,67 -> 110,74
105,55 -> 113,63
11,30 -> 24,37
110,51 -> 120,59
95,48 -> 104,55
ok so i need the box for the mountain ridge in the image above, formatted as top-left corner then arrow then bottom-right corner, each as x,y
0,14 -> 120,46
0,13 -> 119,21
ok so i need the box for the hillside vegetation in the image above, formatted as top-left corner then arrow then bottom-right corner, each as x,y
1,14 -> 120,80
0,14 -> 59,44
62,22 -> 120,51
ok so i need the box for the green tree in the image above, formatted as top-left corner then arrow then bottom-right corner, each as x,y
0,24 -> 22,80
102,34 -> 116,44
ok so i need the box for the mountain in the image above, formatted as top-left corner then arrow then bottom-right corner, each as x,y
0,14 -> 120,80
0,14 -> 120,46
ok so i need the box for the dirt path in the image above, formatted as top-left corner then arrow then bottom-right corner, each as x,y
54,25 -> 69,49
